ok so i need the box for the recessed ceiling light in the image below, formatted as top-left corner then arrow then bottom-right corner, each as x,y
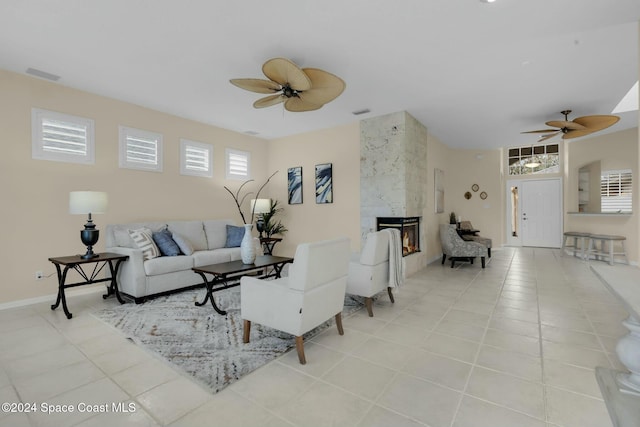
480,0 -> 496,3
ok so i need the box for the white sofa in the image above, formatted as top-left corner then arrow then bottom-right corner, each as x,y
105,219 -> 259,302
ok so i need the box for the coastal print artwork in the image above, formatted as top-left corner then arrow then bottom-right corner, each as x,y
315,163 -> 333,204
287,166 -> 303,204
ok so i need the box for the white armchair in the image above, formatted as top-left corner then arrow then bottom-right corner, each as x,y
346,231 -> 395,317
240,237 -> 351,365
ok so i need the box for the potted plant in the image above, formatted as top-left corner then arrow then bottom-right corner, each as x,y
259,200 -> 288,238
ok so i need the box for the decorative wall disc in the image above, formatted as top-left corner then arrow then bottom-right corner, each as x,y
472,184 -> 479,192
480,191 -> 488,200
464,191 -> 472,200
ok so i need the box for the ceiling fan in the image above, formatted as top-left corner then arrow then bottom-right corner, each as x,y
230,57 -> 346,112
522,110 -> 620,142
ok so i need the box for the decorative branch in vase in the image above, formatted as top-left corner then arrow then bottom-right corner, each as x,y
224,171 -> 278,264
224,171 -> 278,224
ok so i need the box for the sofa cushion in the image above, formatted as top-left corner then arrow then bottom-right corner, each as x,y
144,255 -> 194,276
111,222 -> 164,248
172,232 -> 194,256
192,249 -> 235,267
129,227 -> 160,260
204,219 -> 235,250
225,225 -> 245,248
167,221 -> 207,251
152,227 -> 181,256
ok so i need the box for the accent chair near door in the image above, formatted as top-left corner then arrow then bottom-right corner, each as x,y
240,237 -> 351,364
440,224 -> 488,268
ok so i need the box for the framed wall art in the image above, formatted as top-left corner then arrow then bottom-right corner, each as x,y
287,166 -> 303,204
435,168 -> 444,213
315,163 -> 333,204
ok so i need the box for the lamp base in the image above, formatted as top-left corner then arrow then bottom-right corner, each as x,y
81,248 -> 98,259
80,226 -> 100,260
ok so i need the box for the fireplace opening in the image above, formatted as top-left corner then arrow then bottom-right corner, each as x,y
376,217 -> 421,256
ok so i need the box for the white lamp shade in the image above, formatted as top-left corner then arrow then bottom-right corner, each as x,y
69,191 -> 108,214
251,198 -> 271,214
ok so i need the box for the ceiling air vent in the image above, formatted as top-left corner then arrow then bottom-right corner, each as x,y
352,109 -> 371,116
26,68 -> 60,81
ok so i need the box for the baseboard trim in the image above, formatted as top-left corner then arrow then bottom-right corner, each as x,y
0,285 -> 104,311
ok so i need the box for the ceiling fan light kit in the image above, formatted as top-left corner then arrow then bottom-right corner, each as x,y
522,109 -> 620,142
230,58 -> 346,112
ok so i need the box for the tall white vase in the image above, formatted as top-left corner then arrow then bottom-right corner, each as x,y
240,224 -> 256,264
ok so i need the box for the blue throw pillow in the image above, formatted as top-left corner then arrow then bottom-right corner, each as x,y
225,225 -> 245,248
152,227 -> 181,256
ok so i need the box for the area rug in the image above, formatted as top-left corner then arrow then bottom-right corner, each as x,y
93,286 -> 363,393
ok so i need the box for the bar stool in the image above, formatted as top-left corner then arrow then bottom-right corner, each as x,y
586,234 -> 628,265
562,231 -> 590,260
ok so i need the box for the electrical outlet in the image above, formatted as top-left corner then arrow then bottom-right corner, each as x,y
35,271 -> 43,280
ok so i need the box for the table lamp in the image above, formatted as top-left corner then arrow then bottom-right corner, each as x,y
69,191 -> 108,259
251,198 -> 271,238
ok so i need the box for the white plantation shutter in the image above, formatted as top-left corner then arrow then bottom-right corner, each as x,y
226,148 -> 250,179
32,108 -> 94,164
601,170 -> 632,213
119,126 -> 163,172
180,139 -> 213,177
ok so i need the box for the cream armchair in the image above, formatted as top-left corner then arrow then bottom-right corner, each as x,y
346,231 -> 395,317
240,237 -> 351,365
440,224 -> 487,268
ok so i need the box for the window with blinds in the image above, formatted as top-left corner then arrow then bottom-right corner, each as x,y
180,139 -> 212,178
225,148 -> 250,180
31,108 -> 95,164
119,126 -> 163,172
601,169 -> 632,213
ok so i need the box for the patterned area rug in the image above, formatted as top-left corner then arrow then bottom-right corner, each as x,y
93,286 -> 363,393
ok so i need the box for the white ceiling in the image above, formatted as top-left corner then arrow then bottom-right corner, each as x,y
1,0 -> 639,149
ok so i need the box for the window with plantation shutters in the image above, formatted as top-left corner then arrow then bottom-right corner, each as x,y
601,170 -> 632,213
31,108 -> 95,164
225,148 -> 250,180
180,139 -> 213,178
119,126 -> 163,172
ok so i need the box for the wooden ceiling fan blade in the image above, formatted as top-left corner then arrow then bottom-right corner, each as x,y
573,115 -> 620,132
299,68 -> 346,105
230,78 -> 281,94
562,129 -> 594,140
262,58 -> 311,91
545,120 -> 586,130
538,133 -> 559,142
521,129 -> 558,134
284,97 -> 323,112
253,94 -> 284,109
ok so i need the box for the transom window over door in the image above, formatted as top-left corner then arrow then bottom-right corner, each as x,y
601,169 -> 632,213
508,143 -> 559,175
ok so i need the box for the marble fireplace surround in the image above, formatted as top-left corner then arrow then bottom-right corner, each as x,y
360,111 -> 428,276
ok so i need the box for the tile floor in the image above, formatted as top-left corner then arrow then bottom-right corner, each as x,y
0,247 -> 629,427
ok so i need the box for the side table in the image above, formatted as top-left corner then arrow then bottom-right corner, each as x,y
48,252 -> 129,319
259,237 -> 282,255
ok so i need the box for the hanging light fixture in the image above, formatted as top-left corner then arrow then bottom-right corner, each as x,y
524,145 -> 541,168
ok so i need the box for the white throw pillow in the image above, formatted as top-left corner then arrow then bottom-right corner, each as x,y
172,232 -> 194,256
128,227 -> 160,260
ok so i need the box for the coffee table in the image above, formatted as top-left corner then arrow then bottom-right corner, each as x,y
192,255 -> 293,315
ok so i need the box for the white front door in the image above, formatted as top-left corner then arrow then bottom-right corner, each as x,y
521,178 -> 563,248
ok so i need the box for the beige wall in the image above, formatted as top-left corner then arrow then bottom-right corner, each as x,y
446,148 -> 504,250
424,132 -> 450,261
266,123 -> 361,257
564,127 -> 639,263
0,69 -> 270,304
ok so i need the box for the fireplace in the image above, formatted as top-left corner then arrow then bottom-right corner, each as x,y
376,217 -> 421,256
